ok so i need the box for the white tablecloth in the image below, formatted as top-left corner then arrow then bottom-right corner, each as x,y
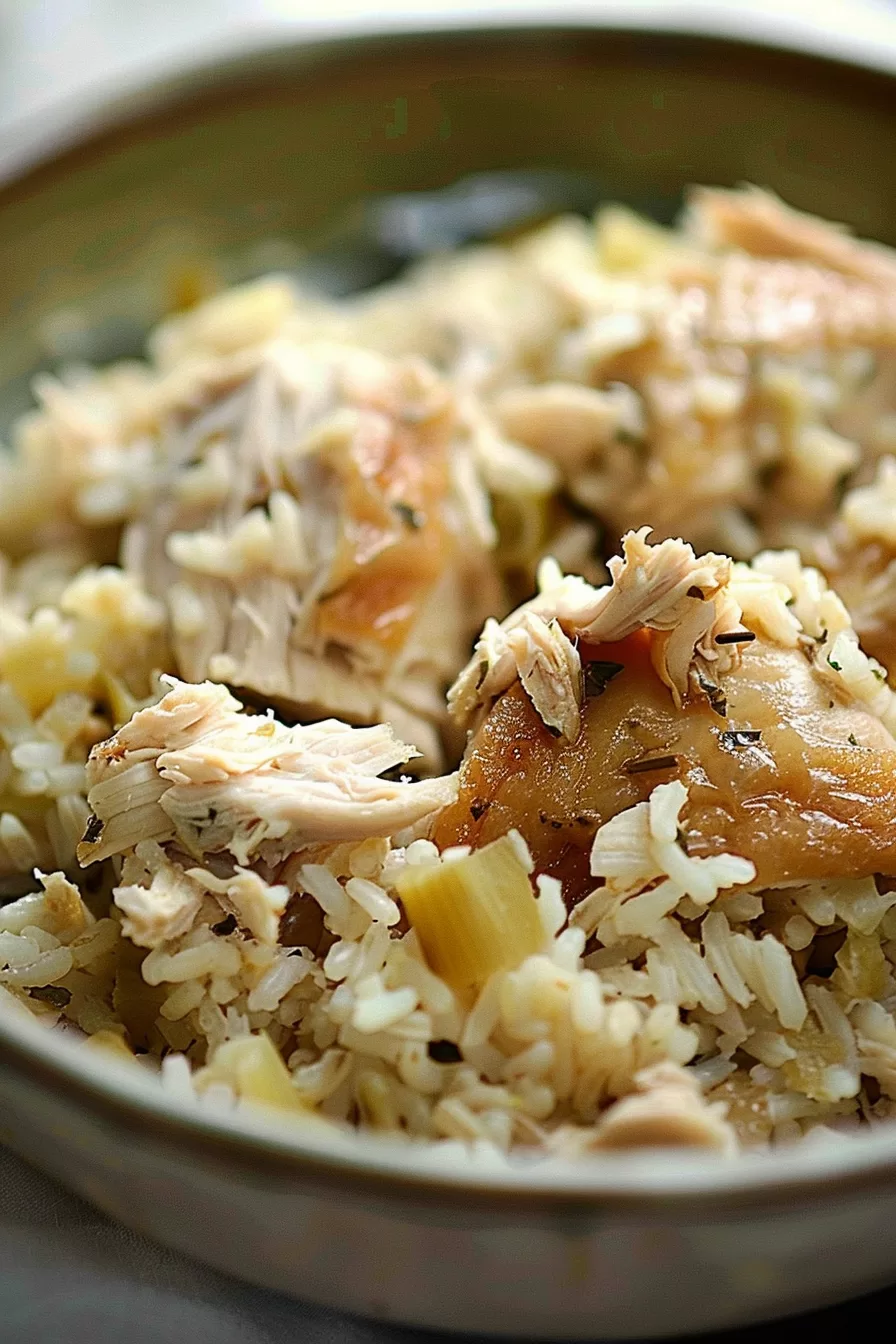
0,1146 -> 410,1344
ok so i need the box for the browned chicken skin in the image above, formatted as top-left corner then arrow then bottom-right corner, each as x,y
433,629 -> 896,904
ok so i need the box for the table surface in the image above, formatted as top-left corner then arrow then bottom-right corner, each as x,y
3,1 -> 896,1339
1,1139 -> 893,1343
0,1138 -> 893,1344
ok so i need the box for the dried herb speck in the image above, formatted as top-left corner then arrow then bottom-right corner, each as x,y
623,754 -> 678,776
715,630 -> 756,646
721,729 -> 762,748
583,661 -> 624,698
848,733 -> 859,747
698,674 -> 727,718
82,813 -> 104,845
393,501 -> 424,530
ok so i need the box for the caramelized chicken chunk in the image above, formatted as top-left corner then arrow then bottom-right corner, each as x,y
434,623 -> 896,907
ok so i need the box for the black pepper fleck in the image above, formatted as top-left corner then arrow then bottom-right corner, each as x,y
427,1039 -> 462,1064
28,985 -> 72,1008
583,661 -> 625,698
82,814 -> 104,845
393,501 -> 424,529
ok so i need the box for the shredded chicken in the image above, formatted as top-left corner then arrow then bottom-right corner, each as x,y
78,677 -> 458,869
34,870 -> 94,939
121,340 -> 498,765
114,842 -> 206,948
436,543 -> 896,905
517,187 -> 896,556
183,865 -> 290,947
493,382 -> 638,472
591,1063 -> 736,1153
450,528 -> 743,729
503,613 -> 583,743
687,185 -> 896,286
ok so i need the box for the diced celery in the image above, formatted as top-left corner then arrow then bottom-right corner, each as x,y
395,833 -> 544,994
200,1031 -> 306,1113
84,1028 -> 137,1063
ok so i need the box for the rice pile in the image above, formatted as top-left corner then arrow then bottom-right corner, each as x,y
6,185 -> 896,1157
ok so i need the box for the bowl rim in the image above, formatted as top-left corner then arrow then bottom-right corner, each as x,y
4,11 -> 896,1210
4,2 -> 896,186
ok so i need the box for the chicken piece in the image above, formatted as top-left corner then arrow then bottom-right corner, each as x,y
687,185 -> 896,285
113,842 -> 206,949
511,188 -> 896,556
493,382 -> 640,475
182,865 -> 291,947
591,1063 -> 735,1153
121,339 -> 498,765
450,529 -> 743,735
78,677 -> 458,870
434,541 -> 896,906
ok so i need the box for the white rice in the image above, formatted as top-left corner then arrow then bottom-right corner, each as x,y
4,186 -> 896,1158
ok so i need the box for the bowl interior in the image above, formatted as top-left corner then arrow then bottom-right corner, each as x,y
2,27 -> 896,428
3,24 -> 896,1198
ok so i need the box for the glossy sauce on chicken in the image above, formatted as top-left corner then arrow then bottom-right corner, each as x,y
433,629 -> 896,904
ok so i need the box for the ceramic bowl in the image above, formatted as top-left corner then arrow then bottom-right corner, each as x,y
4,14 -> 896,1337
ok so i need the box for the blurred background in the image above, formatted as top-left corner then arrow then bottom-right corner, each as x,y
3,0 -> 896,149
